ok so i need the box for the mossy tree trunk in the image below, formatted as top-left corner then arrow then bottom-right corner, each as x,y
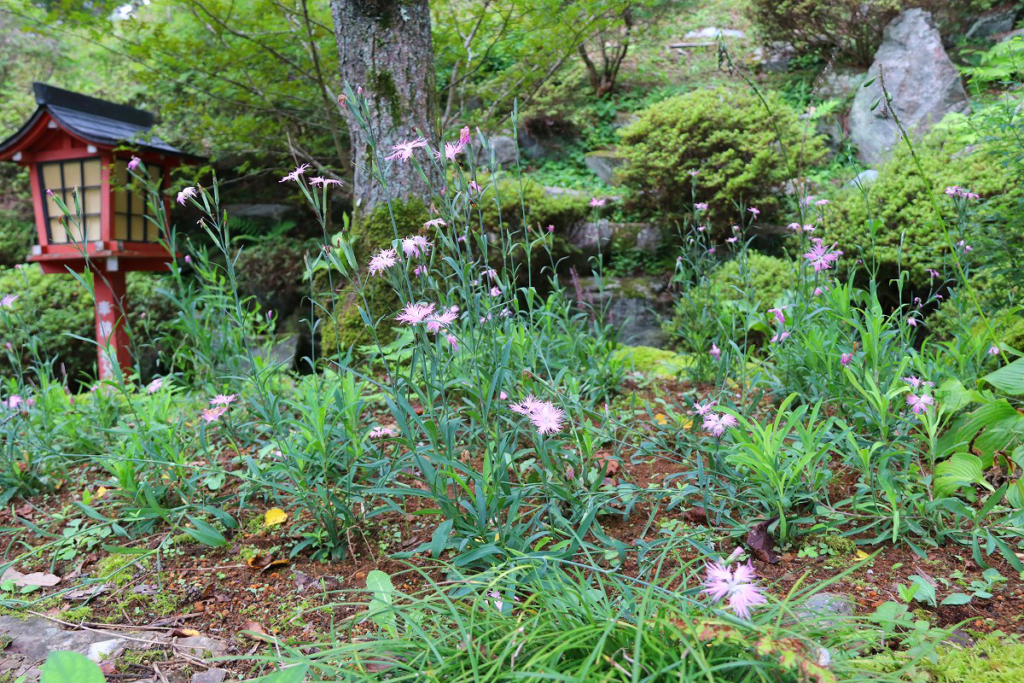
330,0 -> 438,219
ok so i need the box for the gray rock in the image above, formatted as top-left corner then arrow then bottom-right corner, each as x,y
844,169 -> 879,189
191,669 -> 229,683
793,592 -> 855,627
565,221 -> 661,270
542,186 -> 589,201
571,276 -> 673,347
849,9 -> 970,164
222,204 -> 296,224
175,635 -> 229,658
475,135 -> 519,168
813,67 -> 867,100
1000,28 -> 1024,43
757,42 -> 796,73
684,27 -> 746,40
966,7 -> 1020,41
583,150 -> 624,185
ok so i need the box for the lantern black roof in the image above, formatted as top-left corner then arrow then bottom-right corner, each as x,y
0,83 -> 199,160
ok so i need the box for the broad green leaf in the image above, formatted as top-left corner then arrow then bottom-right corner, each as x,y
934,454 -> 988,498
982,357 -> 1024,394
182,516 -> 228,548
365,570 -> 397,636
41,651 -> 105,683
257,664 -> 309,683
940,593 -> 972,606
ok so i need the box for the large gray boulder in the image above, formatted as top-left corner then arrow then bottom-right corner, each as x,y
849,9 -> 970,164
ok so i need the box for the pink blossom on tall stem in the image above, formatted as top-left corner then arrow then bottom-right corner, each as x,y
210,394 -> 237,406
703,560 -> 766,619
694,202 -> 708,211
401,235 -> 432,259
692,400 -> 717,416
1,294 -> 18,309
423,218 -> 446,229
489,286 -> 502,297
499,391 -> 508,400
767,307 -> 786,326
803,238 -> 843,272
547,225 -> 554,233
815,199 -> 829,206
368,426 -> 395,439
906,393 -> 935,414
146,377 -> 164,394
446,334 -> 459,352
468,180 -> 482,194
459,126 -> 471,146
906,317 -> 918,328
709,343 -> 721,360
747,207 -> 760,217
989,344 -> 1001,356
770,332 -> 790,343
310,177 -> 343,187
280,163 -> 310,183
840,353 -> 853,367
369,248 -> 398,276
589,197 -> 606,207
510,395 -> 564,435
176,187 -> 198,205
424,307 -> 459,334
927,269 -> 941,280
385,137 -> 428,162
128,156 -> 141,171
702,412 -> 737,437
201,406 -> 227,423
395,302 -> 435,325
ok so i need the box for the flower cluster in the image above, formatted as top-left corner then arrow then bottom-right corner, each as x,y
201,394 -> 237,423
803,238 -> 843,272
944,186 -> 980,200
702,411 -> 737,437
703,554 -> 766,619
510,395 -> 565,435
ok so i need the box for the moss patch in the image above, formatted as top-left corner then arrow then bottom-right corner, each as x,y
613,345 -> 693,377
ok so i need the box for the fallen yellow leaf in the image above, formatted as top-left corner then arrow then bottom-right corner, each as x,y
653,413 -> 668,425
856,550 -> 870,560
264,508 -> 288,527
96,486 -> 107,499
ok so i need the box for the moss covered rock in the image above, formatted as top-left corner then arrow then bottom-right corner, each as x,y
319,200 -> 427,357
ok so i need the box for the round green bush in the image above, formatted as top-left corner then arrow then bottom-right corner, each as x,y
712,252 -> 796,309
0,265 -> 170,382
826,135 -> 1017,289
617,87 -> 826,232
474,177 -> 589,234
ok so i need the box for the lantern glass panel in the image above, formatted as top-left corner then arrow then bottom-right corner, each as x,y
113,160 -> 163,242
39,159 -> 102,244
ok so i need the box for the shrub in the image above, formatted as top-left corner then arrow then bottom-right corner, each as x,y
664,253 -> 796,354
474,177 -> 589,234
745,0 -> 996,67
0,210 -> 34,269
0,265 -> 168,382
617,87 -> 826,232
826,135 -> 1017,289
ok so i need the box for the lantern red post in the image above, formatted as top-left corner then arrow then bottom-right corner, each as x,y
93,270 -> 130,380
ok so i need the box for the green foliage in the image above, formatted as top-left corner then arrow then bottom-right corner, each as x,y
713,252 -> 796,309
865,632 -> 1024,682
618,87 -> 826,230
0,265 -> 167,382
0,210 -> 34,269
611,344 -> 692,376
474,177 -> 589,234
41,651 -> 105,683
827,135 -> 1018,288
320,200 -> 427,357
745,0 -> 995,67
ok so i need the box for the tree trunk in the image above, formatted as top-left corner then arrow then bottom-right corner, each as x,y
330,0 -> 438,218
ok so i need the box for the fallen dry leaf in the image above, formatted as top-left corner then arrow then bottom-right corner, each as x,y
65,583 -> 112,600
684,507 -> 708,526
240,620 -> 273,642
1,567 -> 61,588
132,583 -> 160,596
98,660 -> 116,675
746,516 -> 780,564
170,627 -> 201,638
246,554 -> 290,573
263,507 -> 288,527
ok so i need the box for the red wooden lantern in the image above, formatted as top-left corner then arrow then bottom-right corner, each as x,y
0,83 -> 199,380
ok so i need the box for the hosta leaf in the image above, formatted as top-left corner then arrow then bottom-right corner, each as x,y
982,357 -> 1024,394
933,454 -> 988,499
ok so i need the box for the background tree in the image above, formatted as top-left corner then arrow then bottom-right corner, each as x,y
330,0 -> 438,218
